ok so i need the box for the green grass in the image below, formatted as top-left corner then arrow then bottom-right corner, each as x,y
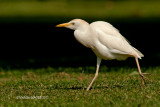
0,1 -> 160,23
0,66 -> 160,106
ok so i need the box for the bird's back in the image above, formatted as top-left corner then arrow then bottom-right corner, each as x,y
89,21 -> 144,60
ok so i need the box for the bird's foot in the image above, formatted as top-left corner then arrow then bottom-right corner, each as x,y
140,73 -> 152,88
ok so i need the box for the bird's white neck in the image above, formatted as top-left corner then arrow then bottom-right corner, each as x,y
74,26 -> 93,48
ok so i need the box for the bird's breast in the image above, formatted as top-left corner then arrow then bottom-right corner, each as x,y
74,30 -> 94,49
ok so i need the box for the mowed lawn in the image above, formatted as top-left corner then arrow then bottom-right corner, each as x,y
0,66 -> 160,106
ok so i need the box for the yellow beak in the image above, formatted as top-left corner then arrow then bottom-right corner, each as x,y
56,23 -> 71,27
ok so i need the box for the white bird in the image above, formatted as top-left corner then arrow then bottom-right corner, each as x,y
56,19 -> 149,91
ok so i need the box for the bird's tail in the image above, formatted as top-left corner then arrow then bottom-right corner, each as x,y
133,47 -> 144,59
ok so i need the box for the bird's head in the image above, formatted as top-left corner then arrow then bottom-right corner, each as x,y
56,19 -> 89,30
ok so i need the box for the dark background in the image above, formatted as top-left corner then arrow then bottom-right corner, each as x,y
0,1 -> 160,68
0,20 -> 159,68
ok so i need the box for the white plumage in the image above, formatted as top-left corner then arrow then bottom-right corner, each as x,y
56,19 -> 148,91
90,21 -> 143,60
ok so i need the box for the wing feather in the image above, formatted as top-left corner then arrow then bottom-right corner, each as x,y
90,21 -> 130,43
90,21 -> 143,58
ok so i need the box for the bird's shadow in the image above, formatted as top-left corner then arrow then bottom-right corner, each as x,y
49,84 -> 123,90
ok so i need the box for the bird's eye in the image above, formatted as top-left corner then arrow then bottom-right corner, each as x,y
71,22 -> 75,25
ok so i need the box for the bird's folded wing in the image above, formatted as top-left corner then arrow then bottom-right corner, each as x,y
90,21 -> 131,44
98,31 -> 134,55
90,21 -> 135,55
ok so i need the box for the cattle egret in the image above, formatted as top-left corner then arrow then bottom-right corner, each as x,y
56,19 -> 149,91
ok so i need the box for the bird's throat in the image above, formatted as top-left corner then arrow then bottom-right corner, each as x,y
74,30 -> 92,48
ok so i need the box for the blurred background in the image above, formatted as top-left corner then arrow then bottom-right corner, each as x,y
0,0 -> 160,68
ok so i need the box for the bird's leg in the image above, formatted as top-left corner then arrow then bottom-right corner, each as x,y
135,57 -> 150,86
87,57 -> 101,91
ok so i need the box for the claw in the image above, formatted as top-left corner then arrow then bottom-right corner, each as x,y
143,73 -> 151,75
140,74 -> 152,86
